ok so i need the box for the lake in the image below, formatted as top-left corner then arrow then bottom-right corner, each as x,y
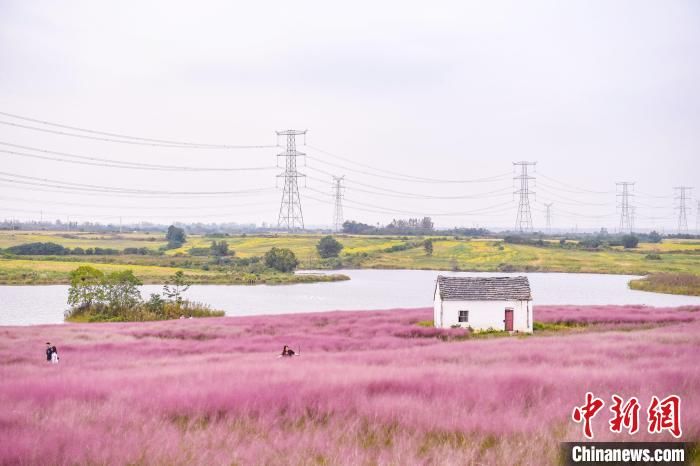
2,269 -> 700,326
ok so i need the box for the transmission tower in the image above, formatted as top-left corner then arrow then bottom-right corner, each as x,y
332,175 -> 345,232
674,186 -> 692,233
630,206 -> 636,233
616,182 -> 634,233
513,161 -> 536,232
276,130 -> 306,231
544,203 -> 553,233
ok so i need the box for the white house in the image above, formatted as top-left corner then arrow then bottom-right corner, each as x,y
433,275 -> 533,332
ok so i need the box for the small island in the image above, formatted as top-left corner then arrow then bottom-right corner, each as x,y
65,267 -> 224,322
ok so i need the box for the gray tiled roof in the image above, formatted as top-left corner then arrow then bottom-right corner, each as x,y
436,275 -> 532,301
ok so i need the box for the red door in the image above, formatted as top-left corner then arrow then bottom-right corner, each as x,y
504,309 -> 514,331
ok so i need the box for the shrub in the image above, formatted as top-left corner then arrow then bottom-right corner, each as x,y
622,234 -> 639,249
163,271 -> 191,304
65,268 -> 222,322
264,247 -> 298,273
6,242 -> 68,255
123,247 -> 150,255
645,253 -> 662,261
210,240 -> 231,257
316,236 -> 343,258
166,225 -> 186,248
423,239 -> 433,256
67,266 -> 105,308
647,230 -> 663,243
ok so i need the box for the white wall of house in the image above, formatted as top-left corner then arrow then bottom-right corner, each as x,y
433,286 -> 533,332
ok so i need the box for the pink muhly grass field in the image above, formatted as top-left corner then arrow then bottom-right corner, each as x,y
1,305 -> 698,465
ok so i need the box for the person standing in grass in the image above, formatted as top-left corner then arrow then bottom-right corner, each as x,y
45,342 -> 52,363
281,345 -> 296,357
50,344 -> 59,364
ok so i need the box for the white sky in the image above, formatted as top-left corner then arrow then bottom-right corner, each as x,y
0,0 -> 698,231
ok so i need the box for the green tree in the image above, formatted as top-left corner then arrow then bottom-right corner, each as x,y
648,230 -> 662,243
67,266 -> 105,308
165,225 -> 186,248
163,270 -> 191,304
316,236 -> 343,258
103,270 -> 142,310
210,240 -> 230,257
424,238 -> 434,256
622,234 -> 639,249
145,293 -> 165,315
264,247 -> 298,272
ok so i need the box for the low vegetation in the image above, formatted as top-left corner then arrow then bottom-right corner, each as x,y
629,272 -> 700,296
1,305 -> 698,464
1,230 -> 699,283
64,266 -> 224,322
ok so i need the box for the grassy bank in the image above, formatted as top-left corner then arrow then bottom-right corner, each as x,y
1,305 -> 698,464
1,231 -> 699,283
0,258 -> 349,285
65,301 -> 225,323
629,272 -> 700,296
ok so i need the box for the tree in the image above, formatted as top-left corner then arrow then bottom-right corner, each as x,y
67,266 -> 105,308
7,242 -> 68,255
264,247 -> 298,272
210,240 -> 230,257
420,217 -> 434,231
316,236 -> 343,258
648,231 -> 662,244
622,234 -> 639,249
166,225 -> 186,248
103,270 -> 142,310
163,271 -> 191,304
424,238 -> 434,256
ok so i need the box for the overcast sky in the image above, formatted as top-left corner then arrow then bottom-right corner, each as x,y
0,0 -> 698,231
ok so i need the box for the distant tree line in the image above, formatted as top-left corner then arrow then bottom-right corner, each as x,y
342,218 -> 489,236
503,231 -> 659,250
2,242 -> 161,256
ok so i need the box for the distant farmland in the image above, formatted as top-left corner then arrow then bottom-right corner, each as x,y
1,305 -> 697,465
0,231 -> 699,284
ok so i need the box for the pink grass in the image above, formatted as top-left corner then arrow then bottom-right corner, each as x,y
1,305 -> 698,465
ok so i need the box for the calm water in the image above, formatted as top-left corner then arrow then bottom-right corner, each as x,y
2,269 -> 700,326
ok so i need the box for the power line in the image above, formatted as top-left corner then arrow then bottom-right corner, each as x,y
305,168 -> 513,200
537,172 -> 614,194
0,111 -> 276,149
0,205 -> 278,221
305,144 -> 511,184
306,186 -> 514,217
0,193 -> 279,211
276,130 -> 306,231
0,171 -> 275,196
536,184 -> 610,206
513,161 -> 536,232
0,143 -> 276,172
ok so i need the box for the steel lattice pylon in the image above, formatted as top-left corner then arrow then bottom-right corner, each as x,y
674,186 -> 692,234
276,130 -> 306,231
332,175 -> 344,232
616,182 -> 635,233
513,161 -> 536,232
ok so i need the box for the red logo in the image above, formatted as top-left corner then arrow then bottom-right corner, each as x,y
648,395 -> 682,438
572,392 -> 605,439
572,393 -> 682,439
